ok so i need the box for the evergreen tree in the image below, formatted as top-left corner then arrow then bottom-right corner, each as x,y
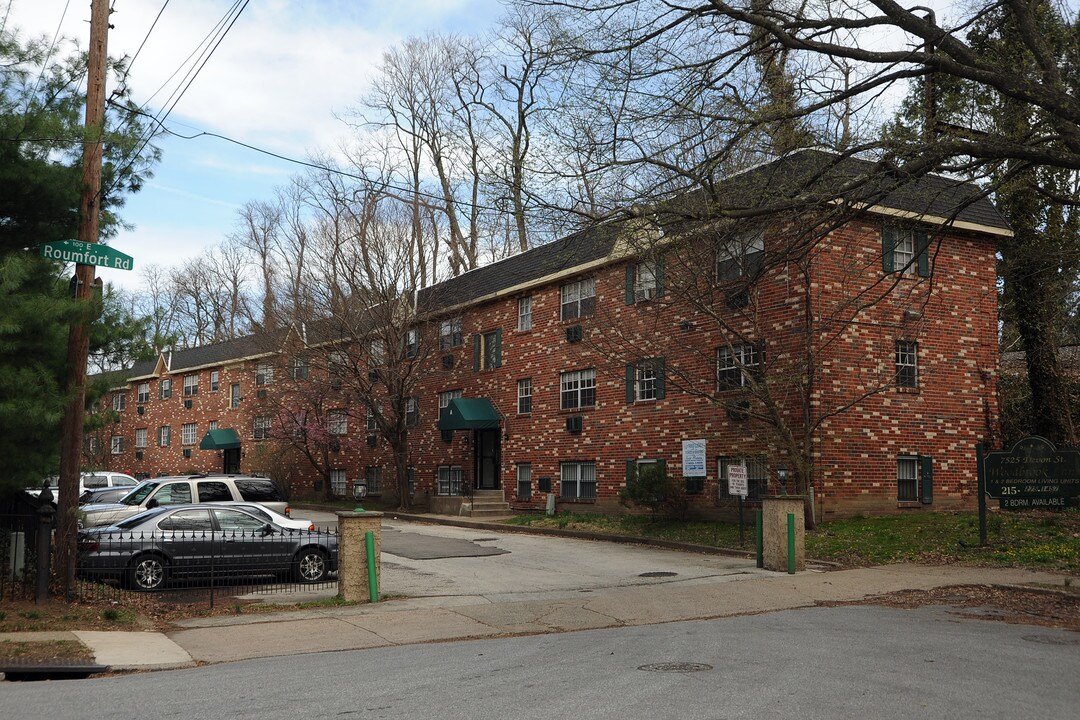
0,23 -> 158,492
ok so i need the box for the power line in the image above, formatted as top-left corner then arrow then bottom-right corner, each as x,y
110,0 -> 171,99
113,102 -> 507,214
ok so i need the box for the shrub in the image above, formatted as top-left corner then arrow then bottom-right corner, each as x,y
619,463 -> 688,520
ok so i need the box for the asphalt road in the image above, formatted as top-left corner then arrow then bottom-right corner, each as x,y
3,605 -> 1076,719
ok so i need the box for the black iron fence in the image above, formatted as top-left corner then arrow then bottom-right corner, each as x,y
1,505 -> 339,607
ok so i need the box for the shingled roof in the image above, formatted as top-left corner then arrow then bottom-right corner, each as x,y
114,148 -> 1006,380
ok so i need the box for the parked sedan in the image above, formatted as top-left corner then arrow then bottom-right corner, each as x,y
77,504 -> 337,591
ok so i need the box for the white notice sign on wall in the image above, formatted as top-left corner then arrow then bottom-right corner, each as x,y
682,439 -> 707,477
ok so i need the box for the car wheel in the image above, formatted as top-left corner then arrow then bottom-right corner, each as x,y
129,553 -> 167,591
294,547 -> 329,583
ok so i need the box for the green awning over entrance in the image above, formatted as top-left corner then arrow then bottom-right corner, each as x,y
438,398 -> 501,430
199,428 -> 241,450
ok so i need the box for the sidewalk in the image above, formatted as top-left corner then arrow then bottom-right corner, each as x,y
3,563 -> 1068,674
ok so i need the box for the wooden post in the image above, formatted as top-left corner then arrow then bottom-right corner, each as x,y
55,0 -> 110,595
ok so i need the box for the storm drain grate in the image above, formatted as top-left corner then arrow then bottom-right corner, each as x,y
1021,634 -> 1080,646
639,571 -> 678,578
638,662 -> 713,673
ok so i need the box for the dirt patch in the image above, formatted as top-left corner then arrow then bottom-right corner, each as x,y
0,639 -> 95,665
821,584 -> 1080,632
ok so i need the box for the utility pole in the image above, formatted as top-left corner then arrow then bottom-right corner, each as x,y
55,0 -> 110,596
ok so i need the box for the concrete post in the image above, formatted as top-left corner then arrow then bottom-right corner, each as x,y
761,496 -> 805,573
337,511 -> 383,602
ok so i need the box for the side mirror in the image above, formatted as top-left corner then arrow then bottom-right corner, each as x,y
146,498 -> 159,509
261,523 -> 275,536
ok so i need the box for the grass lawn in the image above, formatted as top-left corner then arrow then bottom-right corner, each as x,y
502,508 -> 1080,573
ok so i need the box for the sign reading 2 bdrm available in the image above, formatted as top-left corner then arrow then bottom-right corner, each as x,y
39,240 -> 133,270
982,436 -> 1080,510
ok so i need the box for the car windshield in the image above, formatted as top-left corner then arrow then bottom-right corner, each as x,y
121,481 -> 160,505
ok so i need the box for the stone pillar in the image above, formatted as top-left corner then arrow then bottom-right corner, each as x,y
761,496 -> 805,573
337,511 -> 383,602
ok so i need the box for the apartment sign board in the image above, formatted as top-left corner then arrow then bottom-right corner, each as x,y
40,240 -> 133,270
983,436 -> 1080,510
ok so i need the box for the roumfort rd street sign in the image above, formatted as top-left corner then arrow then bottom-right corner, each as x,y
982,436 -> 1080,510
40,239 -> 133,270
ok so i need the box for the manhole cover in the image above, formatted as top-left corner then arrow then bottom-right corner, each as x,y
638,662 -> 713,673
1021,634 -> 1080,646
639,571 -> 678,578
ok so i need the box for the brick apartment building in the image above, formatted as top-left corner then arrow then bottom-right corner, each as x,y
86,150 -> 1010,520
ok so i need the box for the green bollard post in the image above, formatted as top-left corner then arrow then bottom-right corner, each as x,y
755,509 -> 763,568
787,512 -> 796,574
365,530 -> 379,603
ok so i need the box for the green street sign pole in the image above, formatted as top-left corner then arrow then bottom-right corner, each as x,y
976,443 -> 987,546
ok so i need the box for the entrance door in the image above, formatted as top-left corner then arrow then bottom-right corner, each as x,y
475,430 -> 500,490
223,448 -> 241,474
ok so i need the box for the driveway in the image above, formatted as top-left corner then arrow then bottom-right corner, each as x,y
372,518 -> 768,605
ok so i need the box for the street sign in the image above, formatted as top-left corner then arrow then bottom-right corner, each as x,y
727,464 -> 749,498
982,436 -> 1080,511
40,240 -> 133,270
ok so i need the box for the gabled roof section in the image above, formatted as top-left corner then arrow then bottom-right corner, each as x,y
695,148 -> 1010,233
416,221 -> 625,313
128,331 -> 287,380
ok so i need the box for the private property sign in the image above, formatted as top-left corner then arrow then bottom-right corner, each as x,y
40,240 -> 133,270
982,436 -> 1080,510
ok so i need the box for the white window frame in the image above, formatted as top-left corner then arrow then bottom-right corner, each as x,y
210,370 -> 220,392
183,374 -> 199,397
406,397 -> 420,427
717,344 -> 761,389
518,296 -> 533,331
159,378 -> 172,399
157,425 -> 171,447
517,378 -> 532,414
636,362 -> 658,401
437,465 -> 463,496
328,409 -> 348,436
137,382 -> 150,403
897,456 -> 919,501
517,463 -> 532,499
439,389 -> 463,410
716,228 -> 765,282
440,317 -> 463,349
560,369 -> 596,410
560,461 -> 597,500
253,415 -> 272,440
365,466 -> 383,494
230,383 -> 241,408
893,229 -> 916,274
255,361 -> 273,386
560,278 -> 596,321
330,468 -> 347,497
895,340 -> 918,388
634,261 -> 658,301
135,428 -> 148,448
181,422 -> 197,446
112,393 -> 126,411
111,436 -> 124,455
288,357 -> 309,380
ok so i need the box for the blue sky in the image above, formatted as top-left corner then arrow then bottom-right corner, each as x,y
7,0 -> 506,291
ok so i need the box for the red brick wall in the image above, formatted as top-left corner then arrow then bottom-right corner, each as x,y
100,215 -> 1000,519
